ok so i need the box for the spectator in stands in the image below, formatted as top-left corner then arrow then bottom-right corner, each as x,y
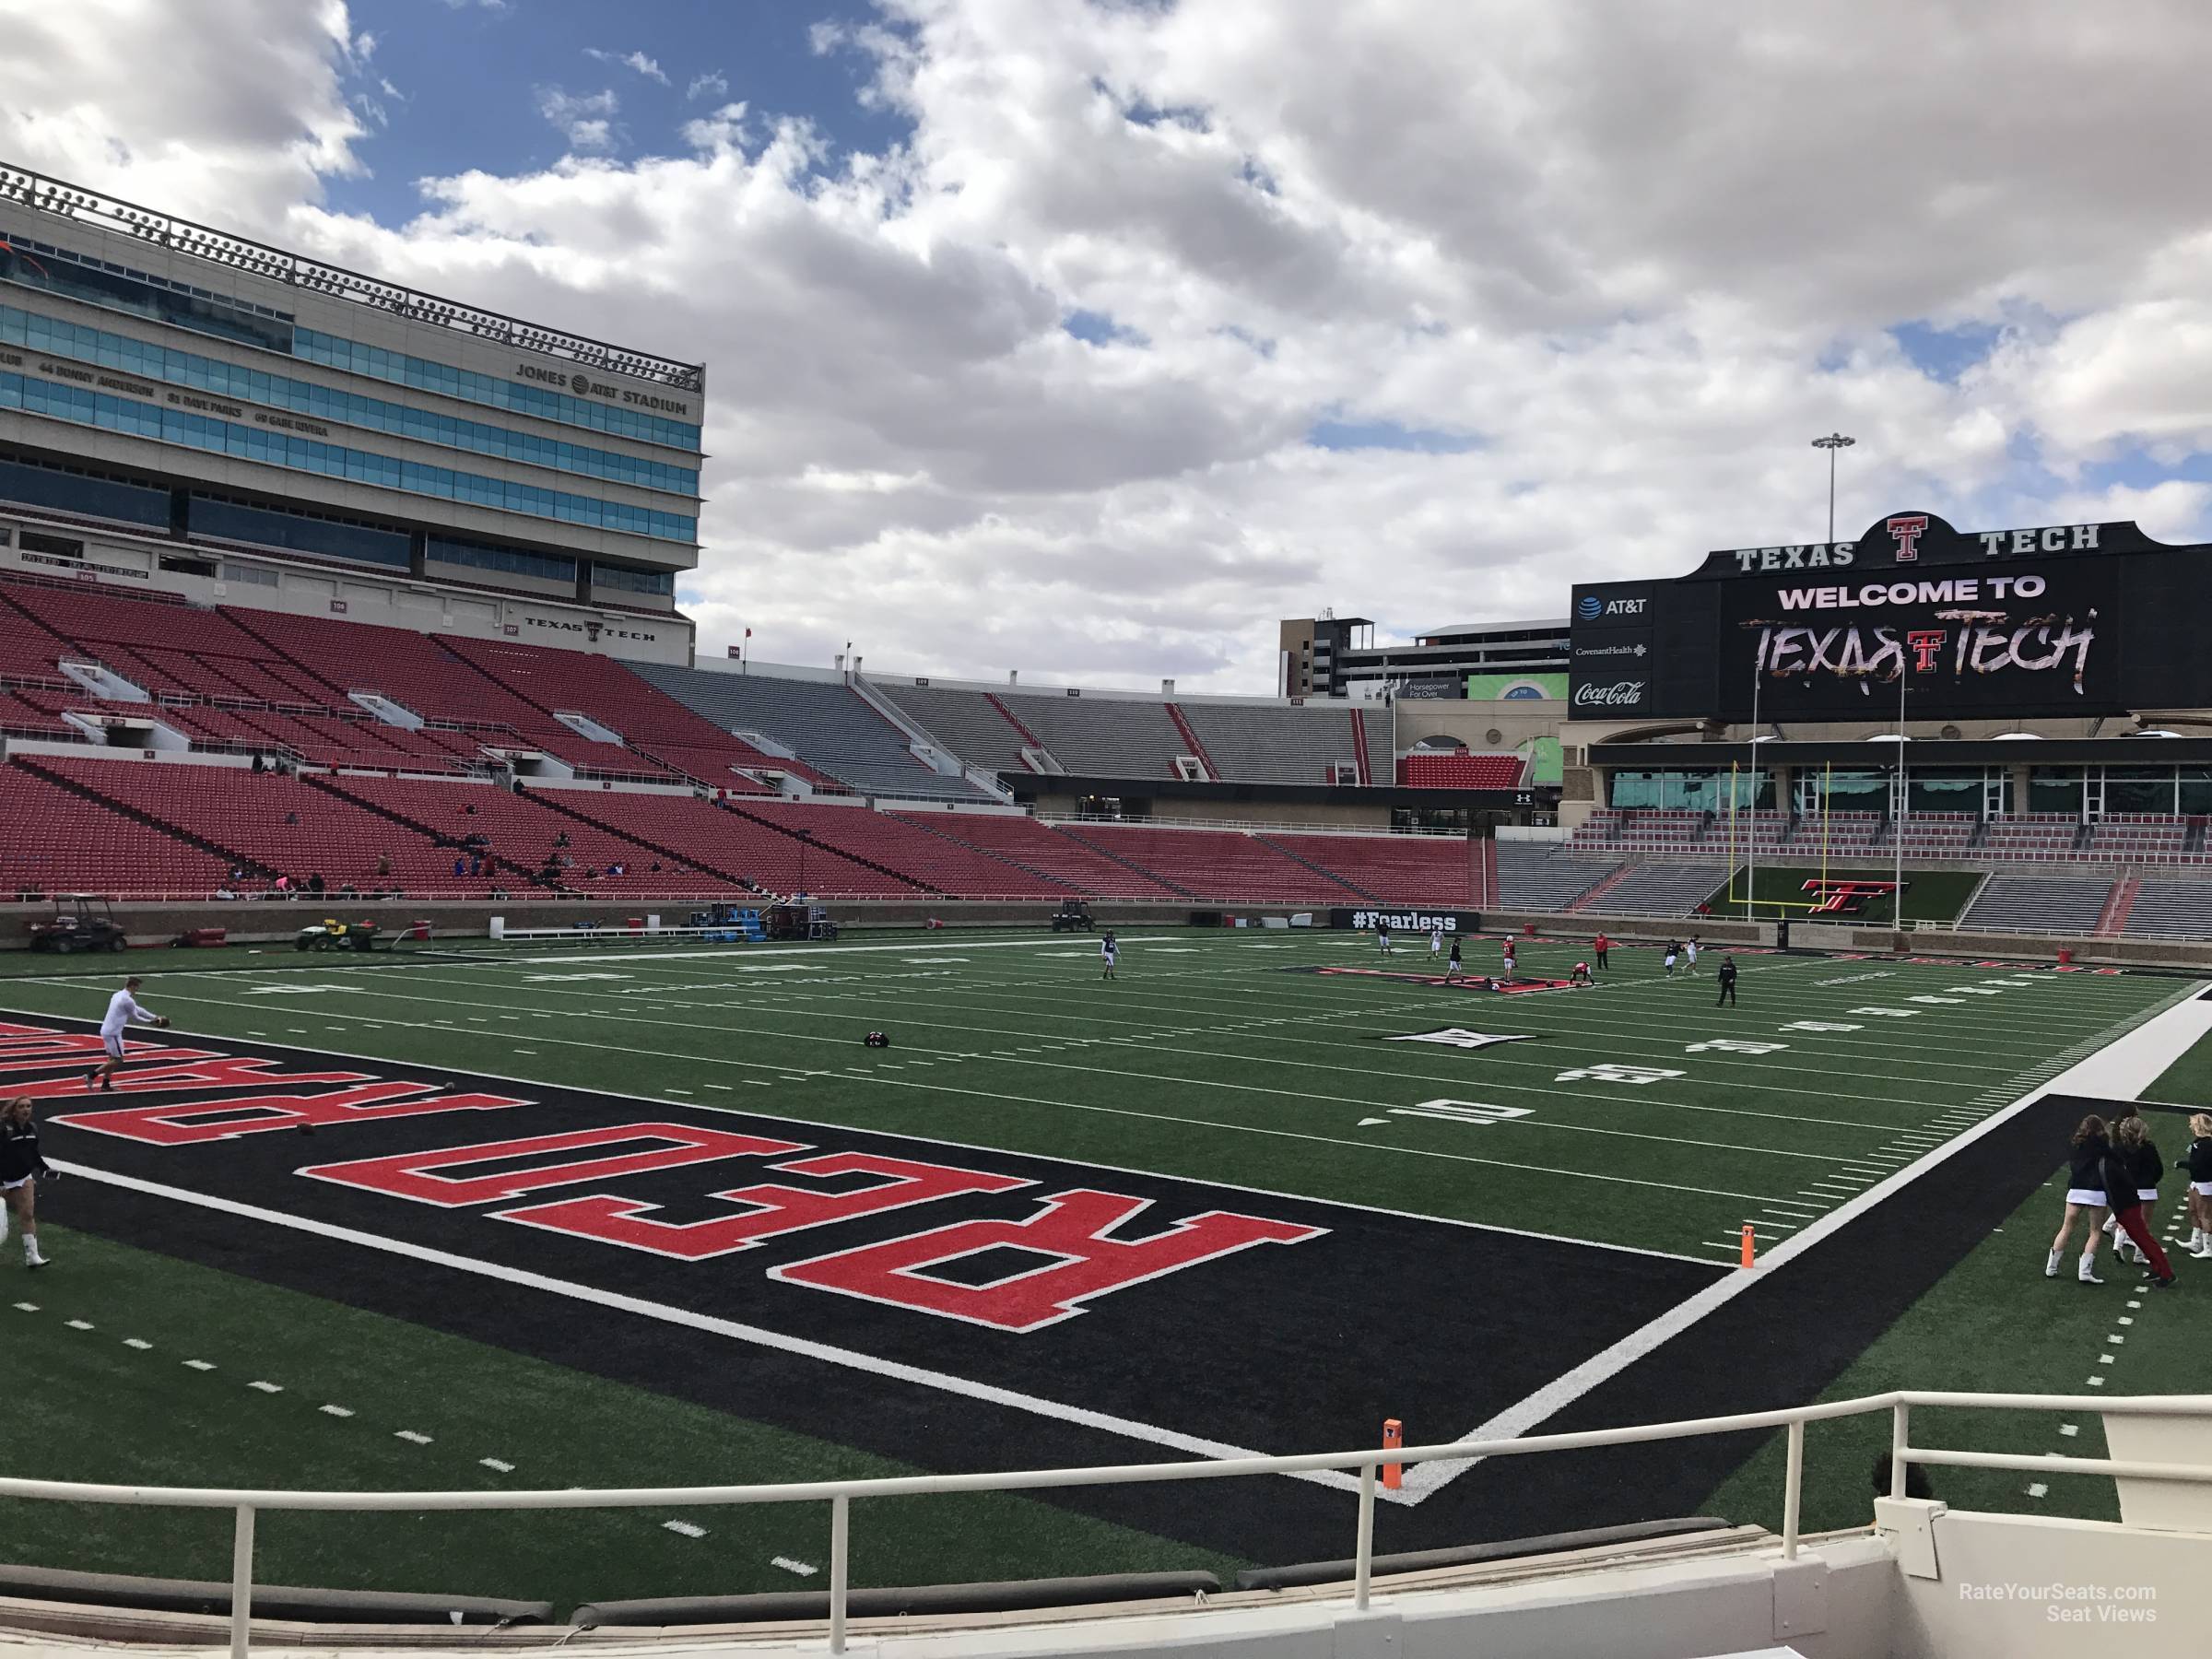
228,864 -> 247,884
609,861 -> 627,877
468,855 -> 484,878
307,873 -> 325,895
213,885 -> 238,902
650,861 -> 663,874
283,809 -> 300,826
274,874 -> 291,893
555,830 -> 571,848
376,853 -> 392,877
452,856 -> 466,878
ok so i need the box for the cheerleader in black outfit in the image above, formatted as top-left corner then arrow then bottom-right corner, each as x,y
1,1098 -> 52,1269
2184,1112 -> 2212,1261
2047,1114 -> 2110,1285
2106,1118 -> 2175,1288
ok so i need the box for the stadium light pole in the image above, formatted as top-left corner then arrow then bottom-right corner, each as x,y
1812,433 -> 1854,547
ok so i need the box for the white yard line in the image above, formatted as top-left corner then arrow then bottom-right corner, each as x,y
1392,974 -> 2208,1503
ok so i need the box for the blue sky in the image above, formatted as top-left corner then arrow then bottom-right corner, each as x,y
336,0 -> 909,225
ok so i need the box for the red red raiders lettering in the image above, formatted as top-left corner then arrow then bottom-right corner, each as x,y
496,1152 -> 1034,1260
0,1033 -> 190,1070
28,1055 -> 371,1105
55,1078 -> 531,1145
771,1189 -> 1327,1332
302,1123 -> 806,1207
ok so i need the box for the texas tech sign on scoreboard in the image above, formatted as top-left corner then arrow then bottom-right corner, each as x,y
1570,512 -> 2212,720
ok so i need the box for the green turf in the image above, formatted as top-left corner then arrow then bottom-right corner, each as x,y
0,926 -> 2199,1599
1702,1169 -> 2210,1534
1703,865 -> 1985,925
2146,1027 -> 2212,1109
0,1227 -> 1242,1606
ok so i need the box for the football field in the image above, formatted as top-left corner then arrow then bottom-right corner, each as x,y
0,927 -> 2197,1606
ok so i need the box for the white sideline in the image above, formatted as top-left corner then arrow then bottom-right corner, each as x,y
47,1159 -> 1396,1507
1394,975 -> 2212,1501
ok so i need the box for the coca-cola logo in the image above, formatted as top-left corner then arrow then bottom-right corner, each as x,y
1572,680 -> 1646,708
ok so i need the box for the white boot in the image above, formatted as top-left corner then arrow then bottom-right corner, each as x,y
23,1238 -> 45,1269
2194,1238 -> 2212,1261
2045,1248 -> 2063,1278
2078,1253 -> 2103,1285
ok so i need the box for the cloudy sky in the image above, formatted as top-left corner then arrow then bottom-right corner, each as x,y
5,0 -> 2210,690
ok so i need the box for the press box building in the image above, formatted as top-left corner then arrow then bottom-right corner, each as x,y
0,164 -> 703,663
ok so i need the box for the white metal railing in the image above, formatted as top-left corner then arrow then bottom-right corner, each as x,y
3,1390 -> 2207,1657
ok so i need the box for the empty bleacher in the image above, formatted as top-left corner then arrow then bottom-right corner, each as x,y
1059,824 -> 1365,903
630,665 -> 985,799
552,794 -> 917,897
1397,752 -> 1526,789
1260,832 -> 1477,904
1174,704 -> 1367,785
2117,880 -> 2212,939
1976,813 -> 2079,862
891,813 -> 1186,898
1579,861 -> 1729,917
877,684 -> 1041,776
2088,815 -> 2201,866
1000,693 -> 1188,779
732,802 -> 1055,897
1959,874 -> 2115,935
0,759 -> 231,898
27,755 -> 497,895
1496,843 -> 1615,911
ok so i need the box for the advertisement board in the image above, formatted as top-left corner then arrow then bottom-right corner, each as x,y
1465,672 -> 1568,700
1569,512 -> 2212,721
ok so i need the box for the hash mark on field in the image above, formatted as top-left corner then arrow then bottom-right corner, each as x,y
183,1359 -> 216,1371
771,1555 -> 819,1577
513,1049 -> 537,1056
123,1337 -> 153,1350
663,1520 -> 707,1539
703,1083 -> 732,1090
744,1079 -> 773,1088
65,1319 -> 94,1331
2088,1377 -> 2107,1387
320,1405 -> 354,1418
2059,1423 -> 2079,1438
2027,1482 -> 2049,1499
479,1457 -> 514,1473
248,1381 -> 283,1394
394,1430 -> 433,1444
665,1088 -> 694,1096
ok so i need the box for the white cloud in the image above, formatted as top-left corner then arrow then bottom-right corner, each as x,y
14,0 -> 2212,689
534,86 -> 620,154
585,48 -> 668,87
686,69 -> 728,101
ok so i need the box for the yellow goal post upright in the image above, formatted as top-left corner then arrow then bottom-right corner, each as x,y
1723,760 -> 1835,917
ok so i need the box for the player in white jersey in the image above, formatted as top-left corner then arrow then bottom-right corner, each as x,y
87,977 -> 168,1092
1430,922 -> 1445,959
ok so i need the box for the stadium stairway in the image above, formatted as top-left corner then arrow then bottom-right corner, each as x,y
887,813 -> 1085,895
1348,708 -> 1372,785
1055,827 -> 1203,900
300,776 -> 543,889
15,756 -> 275,879
1252,835 -> 1385,902
8,756 -> 272,885
983,692 -> 1053,762
1163,705 -> 1220,780
2094,875 -> 2142,936
1565,864 -> 1637,912
515,790 -> 759,890
725,803 -> 947,896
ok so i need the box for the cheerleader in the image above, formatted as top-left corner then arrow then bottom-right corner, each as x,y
2047,1114 -> 2110,1284
2184,1112 -> 2212,1260
2105,1118 -> 2176,1288
1,1097 -> 52,1269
